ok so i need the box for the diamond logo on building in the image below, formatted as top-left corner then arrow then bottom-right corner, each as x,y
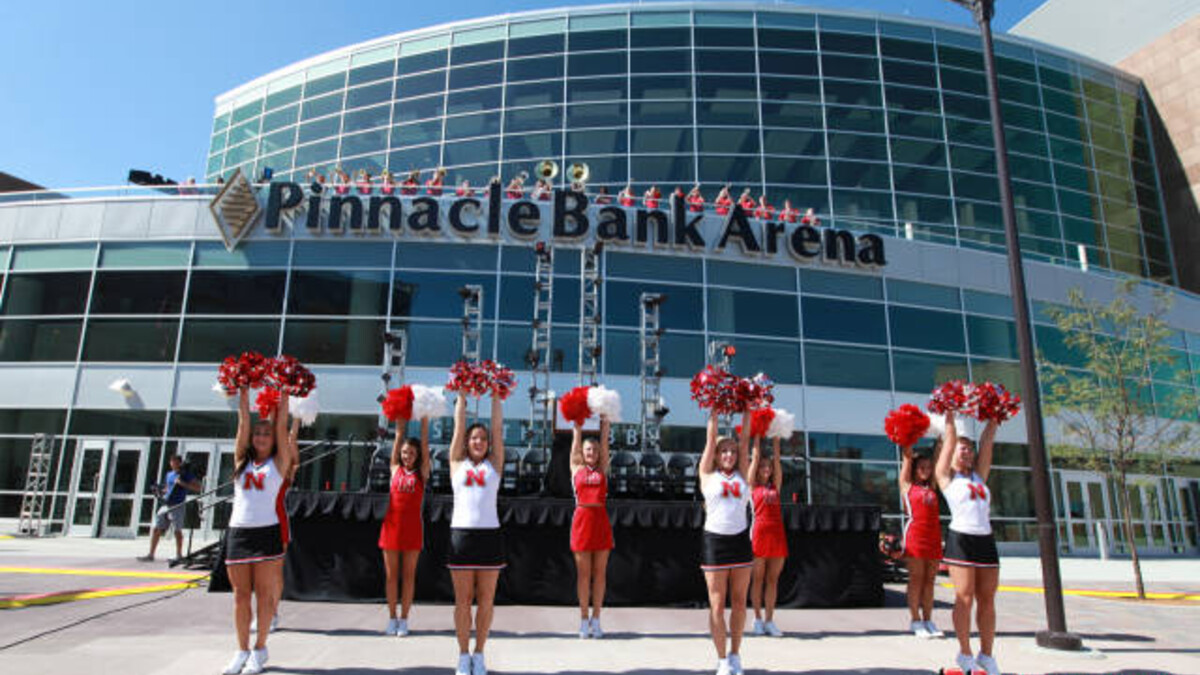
209,168 -> 262,251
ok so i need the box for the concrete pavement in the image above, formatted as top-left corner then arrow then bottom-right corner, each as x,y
1,535 -> 1197,674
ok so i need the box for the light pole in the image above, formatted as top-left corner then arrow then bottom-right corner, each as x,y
946,0 -> 1082,650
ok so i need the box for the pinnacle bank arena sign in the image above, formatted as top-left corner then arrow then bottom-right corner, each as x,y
253,181 -> 887,268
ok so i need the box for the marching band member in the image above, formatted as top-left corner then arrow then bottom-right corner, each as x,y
643,185 -> 662,210
506,175 -> 525,200
618,183 -> 636,208
899,442 -> 944,639
425,168 -> 446,196
714,186 -> 733,216
594,186 -> 613,205
699,410 -> 753,675
333,166 -> 351,195
379,169 -> 396,195
749,436 -> 786,638
936,411 -> 1002,675
221,390 -> 297,675
356,169 -> 373,195
800,207 -> 820,226
400,170 -> 420,197
447,394 -> 507,675
672,186 -> 686,208
687,185 -> 706,213
379,416 -> 431,637
779,200 -> 799,224
569,417 -> 613,639
534,179 -> 552,201
306,168 -> 326,193
737,189 -> 756,213
754,195 -> 775,221
456,180 -> 475,198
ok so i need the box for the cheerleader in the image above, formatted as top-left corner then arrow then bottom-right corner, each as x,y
714,186 -> 733,216
687,185 -> 705,213
569,417 -> 613,639
222,389 -> 297,675
699,410 -> 753,675
379,416 -> 431,637
899,442 -> 944,639
748,436 -> 786,638
253,416 -> 300,636
448,394 -> 506,675
935,410 -> 1001,675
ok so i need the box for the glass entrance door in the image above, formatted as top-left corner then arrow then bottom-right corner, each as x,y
180,441 -> 235,540
1127,477 -> 1173,554
100,440 -> 149,538
1060,471 -> 1111,554
66,440 -> 111,537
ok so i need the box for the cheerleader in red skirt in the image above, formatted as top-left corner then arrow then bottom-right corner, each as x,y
379,416 -> 430,637
899,442 -> 944,639
569,417 -> 613,639
749,436 -> 787,638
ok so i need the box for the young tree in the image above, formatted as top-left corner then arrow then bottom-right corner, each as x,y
1040,280 -> 1198,599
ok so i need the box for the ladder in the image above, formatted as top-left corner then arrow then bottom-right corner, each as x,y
578,244 -> 602,386
640,293 -> 666,452
527,244 -> 554,452
459,285 -> 484,363
17,434 -> 54,537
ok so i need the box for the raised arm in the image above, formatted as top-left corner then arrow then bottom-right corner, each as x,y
570,423 -> 584,476
419,418 -> 431,482
934,410 -> 957,490
489,395 -> 504,472
235,388 -> 251,453
898,444 -> 913,499
598,416 -> 611,474
976,418 -> 999,482
748,437 -> 763,487
390,417 -> 410,471
698,412 -> 719,484
771,437 -> 783,492
275,395 -> 297,477
449,395 -> 467,470
736,410 -> 752,478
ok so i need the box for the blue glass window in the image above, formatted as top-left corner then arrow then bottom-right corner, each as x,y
802,297 -> 886,345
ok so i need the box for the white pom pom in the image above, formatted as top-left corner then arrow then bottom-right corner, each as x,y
213,381 -> 235,399
289,389 -> 320,427
766,408 -> 795,439
411,384 -> 449,420
926,413 -> 973,439
587,385 -> 622,423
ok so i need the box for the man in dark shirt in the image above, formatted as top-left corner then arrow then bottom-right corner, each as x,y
137,454 -> 201,562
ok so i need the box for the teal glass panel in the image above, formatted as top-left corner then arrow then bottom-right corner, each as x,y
707,260 -> 794,292
804,343 -> 891,390
193,242 -> 290,268
179,320 -> 280,363
0,319 -> 81,361
12,244 -> 96,271
892,350 -> 969,393
293,241 -> 393,268
800,269 -> 882,299
888,306 -> 965,353
709,335 -> 803,384
709,289 -> 799,338
967,315 -> 1017,359
802,297 -> 886,344
606,252 -> 700,283
282,319 -> 384,365
99,243 -> 190,268
808,432 -> 896,461
82,319 -> 179,362
886,279 -> 959,310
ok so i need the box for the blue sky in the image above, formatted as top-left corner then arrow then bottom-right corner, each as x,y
0,0 -> 1044,189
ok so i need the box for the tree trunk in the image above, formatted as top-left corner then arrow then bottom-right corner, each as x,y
1117,474 -> 1147,599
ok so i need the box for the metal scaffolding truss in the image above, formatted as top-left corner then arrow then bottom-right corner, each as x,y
578,244 -> 603,386
640,293 -> 666,453
378,328 -> 409,425
527,245 -> 554,452
18,434 -> 54,536
459,285 -> 484,363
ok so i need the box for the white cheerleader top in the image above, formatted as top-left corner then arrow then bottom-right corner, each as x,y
703,470 -> 751,535
944,472 -> 992,536
450,459 -> 501,529
229,457 -> 285,529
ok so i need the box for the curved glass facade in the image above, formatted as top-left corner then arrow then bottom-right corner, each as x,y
210,4 -> 1175,285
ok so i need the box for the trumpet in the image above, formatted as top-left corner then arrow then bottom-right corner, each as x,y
536,159 -> 559,181
567,162 -> 590,184
515,170 -> 529,184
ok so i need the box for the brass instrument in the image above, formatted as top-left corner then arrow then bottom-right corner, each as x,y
567,162 -> 590,184
536,159 -> 559,181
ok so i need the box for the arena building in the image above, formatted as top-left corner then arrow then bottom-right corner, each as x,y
1,3 -> 1197,558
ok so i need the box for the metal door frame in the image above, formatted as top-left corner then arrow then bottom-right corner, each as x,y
98,439 -> 150,539
65,439 -> 112,537
1059,470 -> 1111,554
180,440 -> 235,541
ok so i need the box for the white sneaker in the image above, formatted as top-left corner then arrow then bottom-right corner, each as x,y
715,658 -> 732,675
396,618 -> 409,637
923,620 -> 943,637
764,620 -> 783,637
241,647 -> 268,674
911,620 -> 931,638
956,652 -> 976,674
455,653 -> 472,675
728,653 -> 744,675
975,653 -> 1001,675
751,618 -> 765,635
269,614 -> 279,633
470,651 -> 487,675
384,618 -> 400,635
222,651 -> 250,675
579,617 -> 591,638
589,617 -> 604,639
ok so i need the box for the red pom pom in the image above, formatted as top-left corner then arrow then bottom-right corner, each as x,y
884,404 -> 931,447
559,386 -> 592,425
264,355 -> 316,397
750,408 -> 775,437
255,388 -> 280,419
927,380 -> 968,415
446,360 -> 487,397
217,351 -> 268,393
692,368 -> 776,416
966,381 -> 1021,423
381,386 -> 414,422
481,360 -> 516,400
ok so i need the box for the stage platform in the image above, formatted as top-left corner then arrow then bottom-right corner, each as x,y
212,491 -> 883,608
